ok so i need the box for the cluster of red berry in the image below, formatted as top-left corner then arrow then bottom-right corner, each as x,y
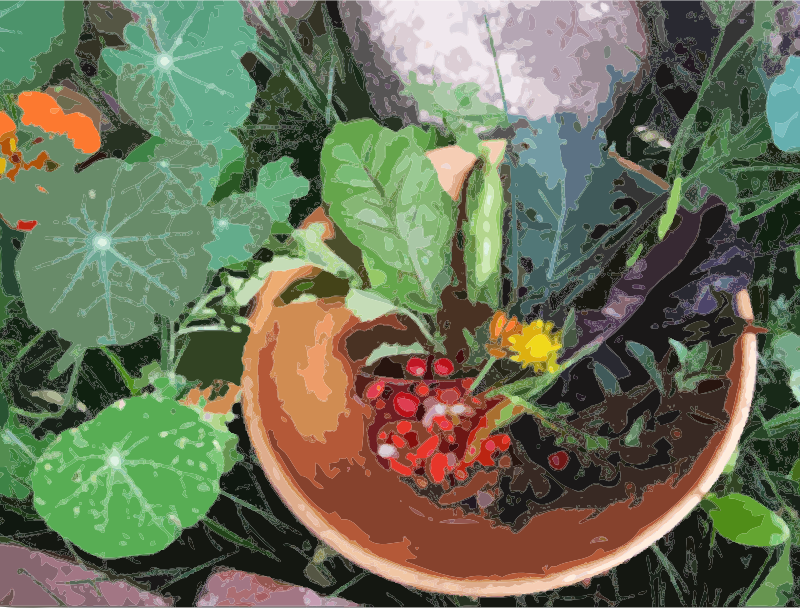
358,357 -> 514,489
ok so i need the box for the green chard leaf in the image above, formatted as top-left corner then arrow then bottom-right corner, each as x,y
16,159 -> 215,347
103,1 -> 256,153
626,341 -> 664,394
321,119 -> 458,314
31,395 -> 236,559
464,142 -> 506,307
0,0 -> 85,95
255,156 -> 310,227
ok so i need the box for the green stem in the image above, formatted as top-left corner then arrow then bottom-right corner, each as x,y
650,544 -> 687,606
160,317 -> 170,371
749,450 -> 800,526
100,346 -> 138,396
667,13 -> 741,179
328,572 -> 369,599
63,349 -> 85,410
484,15 -> 508,116
468,356 -> 497,395
2,330 -> 46,380
738,547 -> 775,607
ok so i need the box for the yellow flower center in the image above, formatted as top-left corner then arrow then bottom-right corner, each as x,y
524,334 -> 558,361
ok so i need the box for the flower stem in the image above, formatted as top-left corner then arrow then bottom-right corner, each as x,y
468,356 -> 497,395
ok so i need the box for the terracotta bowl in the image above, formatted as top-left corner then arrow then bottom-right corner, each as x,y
240,242 -> 758,597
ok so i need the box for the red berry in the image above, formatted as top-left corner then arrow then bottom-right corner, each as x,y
393,392 -> 420,417
548,450 -> 569,471
365,381 -> 385,400
437,388 -> 460,404
434,358 -> 454,376
430,453 -> 448,483
415,383 -> 430,397
397,420 -> 412,434
406,357 -> 427,377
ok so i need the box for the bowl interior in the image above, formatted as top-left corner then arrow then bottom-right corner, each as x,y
244,295 -> 755,595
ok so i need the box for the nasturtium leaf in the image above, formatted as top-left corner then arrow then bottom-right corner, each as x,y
203,195 -> 271,270
16,159 -> 214,347
321,119 -> 457,314
0,124 -> 90,227
125,134 -> 217,205
746,540 -> 793,607
626,341 -> 664,394
103,1 -> 256,152
0,414 -> 54,500
31,395 -> 234,559
365,342 -> 427,367
767,56 -> 800,153
255,157 -> 310,225
706,493 -> 790,547
211,131 -> 247,203
0,0 -> 85,95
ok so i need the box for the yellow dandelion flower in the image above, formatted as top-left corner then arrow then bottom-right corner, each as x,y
507,319 -> 563,372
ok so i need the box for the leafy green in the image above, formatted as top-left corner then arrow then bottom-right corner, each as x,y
204,195 -> 272,270
657,177 -> 682,240
464,143 -> 505,306
16,159 -> 215,347
767,56 -> 800,153
211,131 -> 247,203
624,416 -> 645,447
293,224 -> 361,286
706,493 -> 790,547
344,289 -> 397,323
401,72 -> 507,155
508,114 -> 662,316
746,540 -> 793,606
125,134 -> 218,205
103,1 -> 256,152
255,156 -> 310,226
31,394 -> 235,559
626,341 -> 664,394
321,119 -> 457,314
0,414 -> 54,499
0,1 -> 67,87
669,338 -> 715,392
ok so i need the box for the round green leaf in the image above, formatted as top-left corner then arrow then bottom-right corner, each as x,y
103,1 -> 256,152
16,159 -> 214,347
31,395 -> 232,559
204,194 -> 272,270
255,157 -> 310,225
126,135 -> 218,206
0,1 -> 66,87
707,493 -> 790,547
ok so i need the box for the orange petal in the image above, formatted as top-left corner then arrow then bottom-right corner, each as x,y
17,91 -> 100,154
0,112 -> 15,140
490,311 -> 507,340
488,348 -> 507,358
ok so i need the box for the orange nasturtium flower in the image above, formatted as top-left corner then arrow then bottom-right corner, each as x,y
0,91 -> 100,231
485,311 -> 524,358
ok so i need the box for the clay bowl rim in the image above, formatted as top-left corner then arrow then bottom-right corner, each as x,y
241,275 -> 758,597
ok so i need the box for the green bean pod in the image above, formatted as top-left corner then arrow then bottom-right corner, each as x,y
464,140 -> 506,307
